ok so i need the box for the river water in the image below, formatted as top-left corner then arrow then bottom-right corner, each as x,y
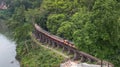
0,34 -> 20,67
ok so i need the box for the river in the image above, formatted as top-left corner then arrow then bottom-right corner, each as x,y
0,34 -> 20,67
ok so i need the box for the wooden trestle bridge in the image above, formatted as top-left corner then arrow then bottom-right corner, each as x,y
33,23 -> 114,67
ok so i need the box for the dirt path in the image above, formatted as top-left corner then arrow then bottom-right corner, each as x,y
31,33 -> 70,58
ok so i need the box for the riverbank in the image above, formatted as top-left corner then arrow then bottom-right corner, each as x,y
0,19 -> 65,67
0,20 -> 7,33
16,36 -> 64,67
0,19 -> 12,38
16,32 -> 67,67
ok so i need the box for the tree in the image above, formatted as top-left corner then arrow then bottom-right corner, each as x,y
46,14 -> 66,34
72,0 -> 120,66
57,21 -> 74,40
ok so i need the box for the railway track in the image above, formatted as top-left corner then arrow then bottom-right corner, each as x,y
33,23 -> 114,67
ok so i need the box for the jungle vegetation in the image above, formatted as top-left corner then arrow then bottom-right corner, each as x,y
0,0 -> 120,67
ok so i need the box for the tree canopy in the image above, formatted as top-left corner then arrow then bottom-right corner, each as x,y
1,0 -> 120,67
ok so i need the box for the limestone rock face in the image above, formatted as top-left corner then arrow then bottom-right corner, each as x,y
0,1 -> 7,10
60,60 -> 110,67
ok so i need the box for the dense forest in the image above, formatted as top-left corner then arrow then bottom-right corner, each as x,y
0,0 -> 120,67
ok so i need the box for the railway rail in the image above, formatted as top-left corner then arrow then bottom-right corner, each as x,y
33,23 -> 114,67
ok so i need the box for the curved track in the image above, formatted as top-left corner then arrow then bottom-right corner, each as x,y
33,24 -> 114,67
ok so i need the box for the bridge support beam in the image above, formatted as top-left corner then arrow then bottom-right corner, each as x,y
40,34 -> 43,43
62,46 -> 67,52
44,36 -> 48,44
33,24 -> 113,67
47,39 -> 52,47
67,49 -> 73,55
73,52 -> 81,60
42,35 -> 45,43
52,41 -> 55,48
80,56 -> 86,62
56,44 -> 60,49
86,57 -> 92,63
34,30 -> 39,39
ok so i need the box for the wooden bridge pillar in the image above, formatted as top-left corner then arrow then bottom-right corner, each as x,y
56,43 -> 63,49
34,29 -> 39,39
48,39 -> 51,45
46,39 -> 51,47
37,33 -> 41,42
67,49 -> 73,55
41,34 -> 46,43
86,57 -> 92,63
79,55 -> 92,62
44,36 -> 48,44
38,33 -> 42,41
56,43 -> 60,49
46,37 -> 50,44
55,42 -> 59,49
51,41 -> 55,48
40,34 -> 43,43
73,51 -> 81,60
43,35 -> 46,43
62,46 -> 67,52
44,37 -> 47,43
80,55 -> 85,62
35,32 -> 41,42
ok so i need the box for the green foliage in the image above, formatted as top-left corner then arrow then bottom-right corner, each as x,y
13,23 -> 32,42
47,14 -> 66,34
0,10 -> 10,19
2,0 -> 120,67
57,21 -> 74,40
13,5 -> 26,22
72,0 -> 120,66
4,0 -> 64,67
17,41 -> 64,67
25,8 -> 40,22
41,0 -> 120,66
